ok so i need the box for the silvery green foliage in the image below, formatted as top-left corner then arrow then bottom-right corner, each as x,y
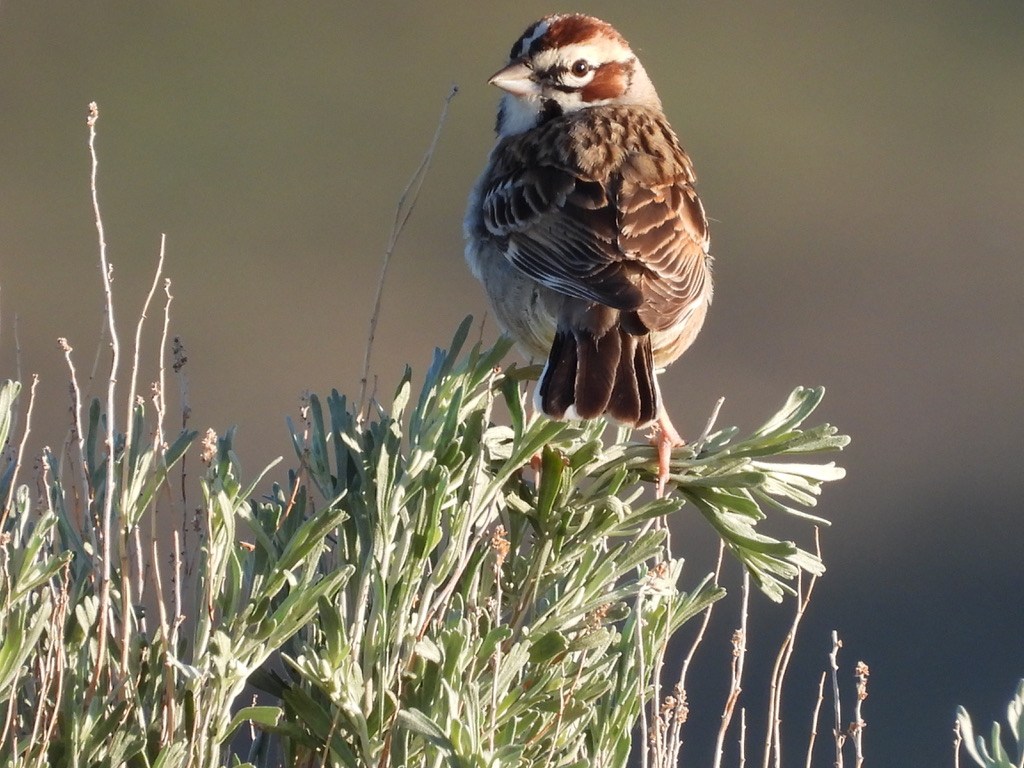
0,377 -> 345,767
0,320 -> 848,767
254,318 -> 848,767
958,681 -> 1024,768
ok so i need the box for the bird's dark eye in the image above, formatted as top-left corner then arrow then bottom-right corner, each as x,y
571,59 -> 590,77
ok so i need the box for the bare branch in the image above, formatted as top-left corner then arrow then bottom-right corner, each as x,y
852,660 -> 869,767
713,570 -> 750,768
830,631 -> 844,768
698,396 -> 726,444
764,528 -> 823,768
805,671 -> 828,768
86,100 -> 121,701
358,85 -> 458,418
59,338 -> 93,532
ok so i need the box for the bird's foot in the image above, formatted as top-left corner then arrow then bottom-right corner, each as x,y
650,414 -> 685,499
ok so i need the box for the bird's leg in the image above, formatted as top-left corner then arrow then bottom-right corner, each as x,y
529,451 -> 543,479
651,408 -> 685,498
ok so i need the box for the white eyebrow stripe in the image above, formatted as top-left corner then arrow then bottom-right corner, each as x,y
530,40 -> 632,73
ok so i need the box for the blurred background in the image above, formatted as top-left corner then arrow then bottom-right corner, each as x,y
1,1 -> 1021,764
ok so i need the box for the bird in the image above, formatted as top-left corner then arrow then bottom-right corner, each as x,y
464,13 -> 713,496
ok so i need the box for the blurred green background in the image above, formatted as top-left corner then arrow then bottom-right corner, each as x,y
1,1 -> 1021,763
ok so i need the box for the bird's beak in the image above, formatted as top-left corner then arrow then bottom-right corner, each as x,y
488,61 -> 538,97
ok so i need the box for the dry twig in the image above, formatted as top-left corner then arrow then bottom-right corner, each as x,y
852,660 -> 869,767
830,631 -> 844,768
85,101 -> 121,701
763,528 -> 823,768
358,85 -> 458,418
805,671 -> 828,768
712,571 -> 750,768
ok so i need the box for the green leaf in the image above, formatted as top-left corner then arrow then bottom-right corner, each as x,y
528,631 -> 568,663
397,708 -> 456,754
535,444 -> 566,527
226,706 -> 284,736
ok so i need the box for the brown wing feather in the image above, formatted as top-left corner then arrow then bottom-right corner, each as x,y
482,159 -> 643,310
480,105 -> 710,328
617,151 -> 711,334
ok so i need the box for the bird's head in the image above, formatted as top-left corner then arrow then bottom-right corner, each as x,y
490,14 -> 662,137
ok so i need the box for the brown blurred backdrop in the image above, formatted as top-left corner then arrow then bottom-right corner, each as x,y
1,2 -> 1022,764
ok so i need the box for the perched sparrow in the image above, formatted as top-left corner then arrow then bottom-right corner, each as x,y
464,13 -> 713,494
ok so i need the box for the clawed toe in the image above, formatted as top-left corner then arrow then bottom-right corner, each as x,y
650,411 -> 685,498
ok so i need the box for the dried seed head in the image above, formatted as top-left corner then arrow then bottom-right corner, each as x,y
731,628 -> 744,654
675,690 -> 690,723
491,525 -> 510,564
199,428 -> 218,465
855,660 -> 870,700
585,602 -> 611,630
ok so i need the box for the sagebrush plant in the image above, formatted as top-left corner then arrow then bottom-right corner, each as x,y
0,319 -> 849,767
0,102 -> 854,767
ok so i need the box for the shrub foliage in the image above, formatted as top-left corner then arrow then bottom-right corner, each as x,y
0,319 -> 848,767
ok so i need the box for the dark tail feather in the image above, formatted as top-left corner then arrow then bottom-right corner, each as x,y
574,326 -> 621,418
607,333 -> 658,426
538,327 -> 658,427
537,329 -> 577,419
618,333 -> 659,428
